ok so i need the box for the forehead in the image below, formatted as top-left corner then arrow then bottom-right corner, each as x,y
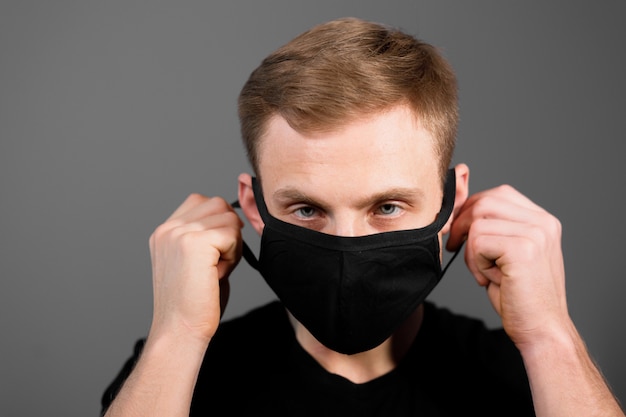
256,106 -> 442,198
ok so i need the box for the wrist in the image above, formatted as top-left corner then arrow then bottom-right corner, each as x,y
145,321 -> 212,362
148,308 -> 218,348
515,317 -> 579,358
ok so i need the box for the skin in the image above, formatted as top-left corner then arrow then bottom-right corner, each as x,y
105,105 -> 624,417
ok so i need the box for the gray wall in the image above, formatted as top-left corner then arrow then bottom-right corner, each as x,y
1,1 -> 624,415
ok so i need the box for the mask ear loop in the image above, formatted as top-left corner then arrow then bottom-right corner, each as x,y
440,240 -> 465,279
231,201 -> 261,271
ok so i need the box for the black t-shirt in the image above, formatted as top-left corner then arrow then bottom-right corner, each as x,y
102,301 -> 535,416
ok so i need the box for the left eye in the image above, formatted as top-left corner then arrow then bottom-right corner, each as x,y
295,206 -> 317,218
378,204 -> 400,215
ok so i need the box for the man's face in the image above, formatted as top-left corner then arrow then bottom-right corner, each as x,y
256,105 -> 444,237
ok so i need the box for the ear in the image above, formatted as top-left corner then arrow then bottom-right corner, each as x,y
441,163 -> 469,235
238,173 -> 265,235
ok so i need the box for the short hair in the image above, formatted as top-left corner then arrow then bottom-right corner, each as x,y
238,17 -> 458,183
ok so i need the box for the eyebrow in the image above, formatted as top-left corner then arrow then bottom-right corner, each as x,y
272,186 -> 426,209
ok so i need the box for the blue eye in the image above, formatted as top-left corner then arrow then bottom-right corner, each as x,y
378,204 -> 400,216
295,206 -> 317,218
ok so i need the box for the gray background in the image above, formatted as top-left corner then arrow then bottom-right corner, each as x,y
1,1 -> 624,415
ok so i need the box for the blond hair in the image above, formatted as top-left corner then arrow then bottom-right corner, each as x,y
238,17 -> 458,182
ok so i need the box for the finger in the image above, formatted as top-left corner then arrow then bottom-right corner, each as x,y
486,282 -> 502,316
178,197 -> 241,225
186,225 -> 242,279
463,218 -> 534,284
150,210 -> 243,276
464,231 -> 505,287
165,210 -> 244,239
447,191 -> 544,251
165,197 -> 243,233
463,184 -> 544,213
166,193 -> 211,221
166,194 -> 237,222
466,229 -> 547,291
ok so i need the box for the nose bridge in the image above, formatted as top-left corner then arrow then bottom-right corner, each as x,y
329,210 -> 368,237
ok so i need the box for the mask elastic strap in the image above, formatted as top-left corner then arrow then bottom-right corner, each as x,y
231,201 -> 261,271
441,240 -> 465,279
241,239 -> 260,270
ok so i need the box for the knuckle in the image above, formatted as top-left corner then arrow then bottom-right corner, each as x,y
472,197 -> 490,214
151,222 -> 171,241
466,218 -> 490,244
185,192 -> 207,204
472,196 -> 499,218
176,230 -> 211,255
151,219 -> 188,245
214,225 -> 241,246
469,217 -> 487,233
210,196 -> 230,208
496,184 -> 516,194
208,196 -> 235,215
535,211 -> 562,239
199,196 -> 235,217
467,229 -> 485,251
546,214 -> 562,237
177,230 -> 197,248
526,224 -> 547,248
222,210 -> 243,227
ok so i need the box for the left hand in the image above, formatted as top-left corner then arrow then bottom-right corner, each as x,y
446,184 -> 569,349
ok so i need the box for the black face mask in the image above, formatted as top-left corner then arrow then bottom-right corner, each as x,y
236,169 -> 460,355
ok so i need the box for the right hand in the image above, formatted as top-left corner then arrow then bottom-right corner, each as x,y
147,194 -> 243,344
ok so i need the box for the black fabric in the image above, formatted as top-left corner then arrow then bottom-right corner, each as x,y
101,301 -> 535,416
242,169 -> 456,354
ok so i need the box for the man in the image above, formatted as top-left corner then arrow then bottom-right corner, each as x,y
102,17 -> 624,416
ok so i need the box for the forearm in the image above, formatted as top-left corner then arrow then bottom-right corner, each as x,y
104,332 -> 209,417
520,320 -> 624,417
